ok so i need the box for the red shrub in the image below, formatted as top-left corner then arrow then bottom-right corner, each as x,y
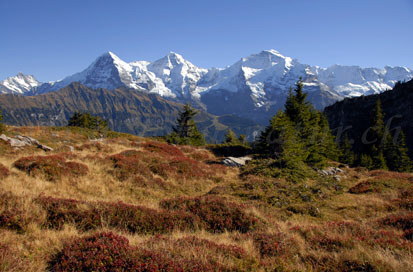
160,196 -> 262,233
379,213 -> 413,230
349,181 -> 380,194
35,196 -> 101,231
76,142 -> 106,151
98,201 -> 199,234
403,228 -> 413,241
13,155 -> 88,181
392,189 -> 413,210
188,150 -> 213,161
370,170 -> 412,180
109,152 -> 153,181
0,192 -> 34,232
391,198 -> 413,210
141,141 -> 184,157
168,156 -> 207,179
253,232 -> 298,257
0,163 -> 10,179
49,232 -> 171,272
309,234 -> 354,251
35,196 -> 198,234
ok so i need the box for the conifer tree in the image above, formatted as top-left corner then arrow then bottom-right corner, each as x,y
168,104 -> 206,146
385,131 -> 412,172
258,111 -> 304,164
370,99 -> 387,169
339,132 -> 355,165
223,129 -> 239,145
238,134 -> 247,145
359,153 -> 373,169
67,112 -> 108,131
257,78 -> 338,167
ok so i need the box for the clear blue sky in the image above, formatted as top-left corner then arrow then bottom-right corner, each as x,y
1,0 -> 412,82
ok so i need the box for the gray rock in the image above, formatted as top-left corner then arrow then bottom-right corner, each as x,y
38,144 -> 53,152
0,134 -> 53,151
222,156 -> 252,167
15,135 -> 40,145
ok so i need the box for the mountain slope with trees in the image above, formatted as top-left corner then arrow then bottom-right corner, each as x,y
0,82 -> 262,142
325,79 -> 413,159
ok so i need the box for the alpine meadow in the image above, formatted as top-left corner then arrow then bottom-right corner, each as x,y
1,0 -> 413,271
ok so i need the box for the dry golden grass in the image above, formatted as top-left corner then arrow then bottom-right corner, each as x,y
0,126 -> 412,271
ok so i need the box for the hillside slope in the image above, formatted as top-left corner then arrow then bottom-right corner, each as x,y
0,127 -> 412,271
0,82 -> 262,142
325,79 -> 413,157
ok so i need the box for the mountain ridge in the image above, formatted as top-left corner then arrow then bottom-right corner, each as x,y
1,49 -> 412,123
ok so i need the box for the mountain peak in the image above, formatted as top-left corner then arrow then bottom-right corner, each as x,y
97,51 -> 122,62
0,72 -> 41,94
261,49 -> 286,58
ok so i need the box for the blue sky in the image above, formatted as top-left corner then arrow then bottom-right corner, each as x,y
1,0 -> 412,82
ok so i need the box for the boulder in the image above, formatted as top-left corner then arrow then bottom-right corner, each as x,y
0,134 -> 53,151
222,156 -> 252,167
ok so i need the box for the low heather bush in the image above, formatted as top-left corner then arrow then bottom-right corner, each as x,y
141,141 -> 184,157
35,196 -> 198,234
0,163 -> 10,179
160,196 -> 262,233
109,151 -> 153,181
253,232 -> 298,257
108,148 -> 214,182
379,213 -> 413,230
14,155 -> 88,181
97,201 -> 198,234
369,170 -> 413,181
403,229 -> 413,241
349,181 -> 380,194
0,192 -> 41,232
49,232 -> 228,271
49,232 -> 172,272
35,196 -> 100,231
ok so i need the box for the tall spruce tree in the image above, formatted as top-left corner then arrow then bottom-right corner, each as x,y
385,131 -> 412,172
369,99 -> 387,170
223,129 -> 239,145
257,78 -> 338,166
339,132 -> 355,165
167,104 -> 206,146
258,111 -> 305,165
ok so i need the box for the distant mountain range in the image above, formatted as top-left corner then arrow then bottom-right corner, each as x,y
1,50 -> 412,124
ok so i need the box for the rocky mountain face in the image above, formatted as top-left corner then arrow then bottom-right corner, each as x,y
0,82 -> 262,142
0,72 -> 41,94
2,49 -> 412,125
324,79 -> 413,158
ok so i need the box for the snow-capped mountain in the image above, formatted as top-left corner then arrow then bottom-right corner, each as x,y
0,72 -> 41,94
1,50 -> 412,123
146,52 -> 208,98
310,65 -> 413,97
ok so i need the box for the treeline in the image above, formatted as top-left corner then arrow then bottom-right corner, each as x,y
338,99 -> 411,172
67,112 -> 108,131
157,79 -> 412,173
